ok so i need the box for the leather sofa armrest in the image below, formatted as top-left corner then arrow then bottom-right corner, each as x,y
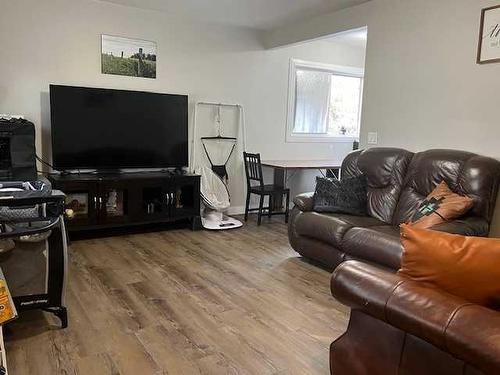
293,192 -> 315,212
431,217 -> 489,237
331,261 -> 500,374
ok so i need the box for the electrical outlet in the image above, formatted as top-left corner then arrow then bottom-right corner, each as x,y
367,132 -> 378,145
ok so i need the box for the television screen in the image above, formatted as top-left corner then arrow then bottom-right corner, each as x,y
50,85 -> 188,170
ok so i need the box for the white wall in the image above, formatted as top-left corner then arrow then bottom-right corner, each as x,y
265,0 -> 500,155
0,0 -> 365,213
265,0 -> 500,235
360,0 -> 500,156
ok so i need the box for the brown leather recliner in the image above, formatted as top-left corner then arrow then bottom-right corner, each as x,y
288,147 -> 500,270
330,261 -> 500,374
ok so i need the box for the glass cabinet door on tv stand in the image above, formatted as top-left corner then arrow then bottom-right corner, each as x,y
99,181 -> 131,224
141,181 -> 169,221
169,177 -> 200,219
62,181 -> 100,227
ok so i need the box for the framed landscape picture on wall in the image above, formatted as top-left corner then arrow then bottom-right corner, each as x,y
101,35 -> 157,78
477,5 -> 500,64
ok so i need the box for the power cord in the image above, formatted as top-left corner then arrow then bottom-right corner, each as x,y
36,155 -> 56,171
36,155 -> 74,175
33,156 -> 52,182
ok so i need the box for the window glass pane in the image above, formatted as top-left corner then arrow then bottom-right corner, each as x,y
328,75 -> 362,137
293,69 -> 331,134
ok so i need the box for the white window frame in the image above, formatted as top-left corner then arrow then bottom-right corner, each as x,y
286,58 -> 364,143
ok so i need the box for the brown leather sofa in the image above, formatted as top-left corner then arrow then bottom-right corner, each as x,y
288,148 -> 500,270
330,261 -> 500,374
288,148 -> 500,374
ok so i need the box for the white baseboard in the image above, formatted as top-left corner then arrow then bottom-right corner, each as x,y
227,203 -> 294,216
227,206 -> 245,215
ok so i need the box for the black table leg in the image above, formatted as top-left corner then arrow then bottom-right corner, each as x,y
272,167 -> 286,211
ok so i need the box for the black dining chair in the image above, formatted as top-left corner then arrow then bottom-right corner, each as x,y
243,152 -> 290,225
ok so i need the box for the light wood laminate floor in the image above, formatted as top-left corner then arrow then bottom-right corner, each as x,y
5,218 -> 349,375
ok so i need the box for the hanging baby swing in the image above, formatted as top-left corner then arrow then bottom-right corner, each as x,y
191,102 -> 246,230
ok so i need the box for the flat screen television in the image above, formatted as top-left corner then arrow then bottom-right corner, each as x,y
50,85 -> 188,170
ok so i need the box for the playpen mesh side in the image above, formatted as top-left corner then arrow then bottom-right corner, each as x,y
0,137 -> 12,179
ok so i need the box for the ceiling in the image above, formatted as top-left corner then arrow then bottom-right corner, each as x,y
99,0 -> 371,30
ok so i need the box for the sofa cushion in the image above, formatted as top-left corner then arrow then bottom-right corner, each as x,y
393,150 -> 500,225
294,212 -> 383,248
341,148 -> 414,224
342,226 -> 402,270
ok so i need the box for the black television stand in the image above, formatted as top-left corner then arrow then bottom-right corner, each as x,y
48,171 -> 201,235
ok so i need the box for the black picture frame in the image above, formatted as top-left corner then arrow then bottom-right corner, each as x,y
477,5 -> 500,64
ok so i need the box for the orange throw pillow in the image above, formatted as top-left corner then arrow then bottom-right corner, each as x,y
409,181 -> 473,229
399,224 -> 500,309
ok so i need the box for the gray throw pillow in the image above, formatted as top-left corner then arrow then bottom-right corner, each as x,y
313,175 -> 368,216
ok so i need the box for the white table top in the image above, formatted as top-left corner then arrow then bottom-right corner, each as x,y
261,160 -> 341,169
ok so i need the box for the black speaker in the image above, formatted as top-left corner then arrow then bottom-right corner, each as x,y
0,118 -> 36,181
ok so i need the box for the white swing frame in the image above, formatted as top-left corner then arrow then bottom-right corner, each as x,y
190,101 -> 247,174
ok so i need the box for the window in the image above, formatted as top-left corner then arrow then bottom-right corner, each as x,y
286,59 -> 364,143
